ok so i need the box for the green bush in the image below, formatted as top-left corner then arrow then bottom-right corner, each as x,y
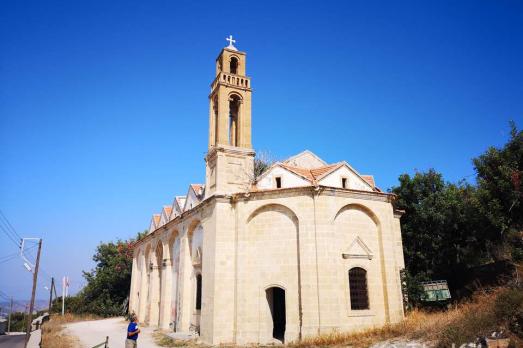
48,232 -> 145,317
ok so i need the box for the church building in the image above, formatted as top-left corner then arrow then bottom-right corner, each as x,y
129,37 -> 406,345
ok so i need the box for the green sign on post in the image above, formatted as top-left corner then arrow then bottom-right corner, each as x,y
421,280 -> 451,302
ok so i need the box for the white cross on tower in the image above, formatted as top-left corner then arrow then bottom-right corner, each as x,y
226,35 -> 237,50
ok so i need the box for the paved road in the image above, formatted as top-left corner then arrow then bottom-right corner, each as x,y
0,334 -> 25,348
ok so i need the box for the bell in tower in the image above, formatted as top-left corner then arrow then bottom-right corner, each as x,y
205,36 -> 255,197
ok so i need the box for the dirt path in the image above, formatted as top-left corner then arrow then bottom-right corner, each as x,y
64,317 -> 161,348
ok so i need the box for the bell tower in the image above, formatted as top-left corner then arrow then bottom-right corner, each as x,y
205,36 -> 255,197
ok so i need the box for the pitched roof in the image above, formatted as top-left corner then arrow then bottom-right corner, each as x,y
150,214 -> 161,229
280,163 -> 342,184
361,175 -> 375,188
175,196 -> 186,209
162,205 -> 173,217
283,150 -> 328,168
153,214 -> 160,224
190,184 -> 204,198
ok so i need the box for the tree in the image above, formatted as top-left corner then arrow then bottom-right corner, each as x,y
253,151 -> 275,181
391,170 -> 489,297
54,231 -> 146,316
391,122 -> 522,304
473,122 -> 523,260
80,239 -> 134,315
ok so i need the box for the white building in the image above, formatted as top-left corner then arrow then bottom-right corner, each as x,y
129,39 -> 406,345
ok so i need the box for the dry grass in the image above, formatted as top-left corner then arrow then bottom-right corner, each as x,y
153,331 -> 200,347
289,310 -> 439,348
42,289 -> 523,348
41,313 -> 102,348
289,308 -> 455,348
290,288 -> 522,348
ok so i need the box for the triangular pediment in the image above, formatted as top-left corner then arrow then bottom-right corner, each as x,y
148,214 -> 161,234
342,236 -> 373,260
284,150 -> 327,169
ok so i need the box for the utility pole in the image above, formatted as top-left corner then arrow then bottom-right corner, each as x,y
61,276 -> 69,316
7,297 -> 13,333
24,238 -> 42,348
47,277 -> 55,315
62,276 -> 65,315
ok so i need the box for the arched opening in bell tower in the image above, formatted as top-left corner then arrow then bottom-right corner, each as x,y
228,94 -> 241,146
213,95 -> 219,146
230,57 -> 238,74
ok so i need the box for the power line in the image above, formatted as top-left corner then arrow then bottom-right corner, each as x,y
0,291 -> 24,307
21,242 -> 55,287
0,254 -> 18,265
0,209 -> 22,240
0,291 -> 27,310
0,251 -> 19,261
0,223 -> 20,248
0,244 -> 37,264
0,212 -> 58,287
0,212 -> 20,242
0,244 -> 36,259
24,246 -> 52,282
0,291 -> 10,301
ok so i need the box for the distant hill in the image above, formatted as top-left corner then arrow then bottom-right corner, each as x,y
0,299 -> 49,314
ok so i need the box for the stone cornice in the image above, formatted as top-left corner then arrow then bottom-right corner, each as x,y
393,209 -> 405,218
233,185 -> 394,203
134,185 -> 394,249
205,145 -> 255,162
215,47 -> 246,62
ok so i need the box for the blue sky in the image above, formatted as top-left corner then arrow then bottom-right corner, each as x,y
1,0 -> 522,301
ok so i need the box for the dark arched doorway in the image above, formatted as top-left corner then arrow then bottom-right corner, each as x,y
266,287 -> 286,342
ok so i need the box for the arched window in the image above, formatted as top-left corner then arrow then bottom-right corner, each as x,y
195,274 -> 202,310
230,57 -> 238,74
348,267 -> 369,310
213,96 -> 219,145
228,95 -> 241,146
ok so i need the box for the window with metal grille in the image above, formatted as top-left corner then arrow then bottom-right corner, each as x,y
349,267 -> 369,310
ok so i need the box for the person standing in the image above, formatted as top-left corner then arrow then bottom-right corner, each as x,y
126,314 -> 140,348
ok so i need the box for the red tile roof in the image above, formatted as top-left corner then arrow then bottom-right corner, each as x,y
152,214 -> 161,226
163,206 -> 172,216
190,184 -> 204,198
361,175 -> 375,188
280,163 -> 342,184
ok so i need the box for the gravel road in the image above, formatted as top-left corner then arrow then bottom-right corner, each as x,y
64,317 -> 161,348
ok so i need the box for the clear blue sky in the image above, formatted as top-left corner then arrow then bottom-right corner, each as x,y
1,0 -> 522,301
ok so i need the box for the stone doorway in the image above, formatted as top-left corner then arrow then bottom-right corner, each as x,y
266,287 -> 286,342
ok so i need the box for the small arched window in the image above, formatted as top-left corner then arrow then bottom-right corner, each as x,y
348,267 -> 369,310
230,57 -> 238,74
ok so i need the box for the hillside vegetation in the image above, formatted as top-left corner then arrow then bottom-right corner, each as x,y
392,122 -> 523,303
291,286 -> 522,348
